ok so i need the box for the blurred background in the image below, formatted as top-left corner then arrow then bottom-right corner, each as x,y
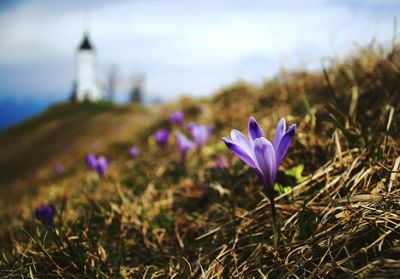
0,0 -> 398,130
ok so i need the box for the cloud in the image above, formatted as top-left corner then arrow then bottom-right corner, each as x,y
0,0 -> 397,101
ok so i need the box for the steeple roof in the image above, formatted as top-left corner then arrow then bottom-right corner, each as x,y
79,33 -> 93,50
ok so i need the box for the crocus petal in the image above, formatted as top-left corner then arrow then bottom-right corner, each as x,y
43,206 -> 54,225
154,129 -> 170,146
253,137 -> 277,191
129,147 -> 139,158
35,205 -> 55,225
275,124 -> 296,167
223,137 -> 257,169
170,111 -> 184,125
248,116 -> 264,141
86,153 -> 98,170
189,123 -> 212,146
231,129 -> 253,155
176,131 -> 195,157
96,156 -> 109,176
272,118 -> 286,151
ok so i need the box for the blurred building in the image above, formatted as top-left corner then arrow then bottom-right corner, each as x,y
71,33 -> 105,102
130,74 -> 145,104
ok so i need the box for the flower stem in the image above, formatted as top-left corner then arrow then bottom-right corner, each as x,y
270,197 -> 279,247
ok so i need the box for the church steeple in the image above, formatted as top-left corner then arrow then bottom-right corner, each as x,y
79,33 -> 93,50
72,31 -> 105,102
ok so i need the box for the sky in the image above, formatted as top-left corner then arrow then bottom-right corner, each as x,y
0,0 -> 399,104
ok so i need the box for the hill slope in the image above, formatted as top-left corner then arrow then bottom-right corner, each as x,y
0,46 -> 399,278
0,102 -> 157,203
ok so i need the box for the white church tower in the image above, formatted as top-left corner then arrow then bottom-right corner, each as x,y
73,33 -> 105,101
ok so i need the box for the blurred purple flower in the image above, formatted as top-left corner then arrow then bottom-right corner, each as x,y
129,146 -> 140,158
154,129 -> 170,147
95,156 -> 109,177
85,153 -> 98,170
54,163 -> 64,174
35,204 -> 55,226
175,131 -> 195,159
170,110 -> 184,126
85,154 -> 109,177
188,123 -> 213,147
222,117 -> 296,228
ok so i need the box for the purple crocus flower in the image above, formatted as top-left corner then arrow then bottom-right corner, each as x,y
188,123 -> 213,147
54,163 -> 64,174
35,204 -> 56,226
95,156 -> 109,177
129,146 -> 140,158
170,110 -> 184,126
222,117 -> 296,229
85,153 -> 98,170
154,129 -> 170,147
175,131 -> 195,160
85,154 -> 109,177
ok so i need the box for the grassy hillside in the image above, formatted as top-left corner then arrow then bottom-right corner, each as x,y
1,45 -> 399,278
0,101 -> 155,202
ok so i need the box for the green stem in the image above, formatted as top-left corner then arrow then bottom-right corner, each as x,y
270,198 -> 279,247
